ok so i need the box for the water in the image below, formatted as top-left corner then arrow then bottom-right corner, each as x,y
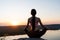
0,30 -> 60,40
42,30 -> 60,40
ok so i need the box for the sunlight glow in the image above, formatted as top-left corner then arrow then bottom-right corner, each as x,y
11,21 -> 20,26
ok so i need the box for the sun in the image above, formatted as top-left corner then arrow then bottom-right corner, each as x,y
11,21 -> 19,26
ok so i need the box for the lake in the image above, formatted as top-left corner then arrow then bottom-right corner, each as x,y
0,30 -> 60,40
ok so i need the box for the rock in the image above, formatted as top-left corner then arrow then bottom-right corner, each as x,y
13,38 -> 47,40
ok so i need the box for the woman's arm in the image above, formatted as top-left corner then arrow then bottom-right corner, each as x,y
39,18 -> 45,28
39,18 -> 48,30
25,19 -> 29,29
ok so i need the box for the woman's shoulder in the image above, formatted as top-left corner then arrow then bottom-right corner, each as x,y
36,17 -> 40,19
28,17 -> 41,20
28,17 -> 32,20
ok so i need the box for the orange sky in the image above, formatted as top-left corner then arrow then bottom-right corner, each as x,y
0,0 -> 60,26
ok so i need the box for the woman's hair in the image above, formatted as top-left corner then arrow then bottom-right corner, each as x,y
31,9 -> 36,16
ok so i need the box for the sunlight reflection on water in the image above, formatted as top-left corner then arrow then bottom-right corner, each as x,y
42,30 -> 60,40
0,30 -> 60,40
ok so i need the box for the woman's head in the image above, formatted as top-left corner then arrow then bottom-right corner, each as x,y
31,9 -> 36,16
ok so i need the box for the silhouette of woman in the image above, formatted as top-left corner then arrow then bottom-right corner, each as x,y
24,9 -> 47,38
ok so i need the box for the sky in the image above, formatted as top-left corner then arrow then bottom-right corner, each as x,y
0,0 -> 60,25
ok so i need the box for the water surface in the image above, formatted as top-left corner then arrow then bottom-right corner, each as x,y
0,30 -> 60,40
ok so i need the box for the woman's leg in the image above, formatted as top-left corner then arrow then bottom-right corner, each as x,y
39,27 -> 47,37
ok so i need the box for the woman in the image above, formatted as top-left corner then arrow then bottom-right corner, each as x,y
24,9 -> 47,38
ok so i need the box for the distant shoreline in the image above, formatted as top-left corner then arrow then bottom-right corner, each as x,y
0,24 -> 60,37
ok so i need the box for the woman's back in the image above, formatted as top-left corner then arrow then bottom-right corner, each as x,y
28,17 -> 41,31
